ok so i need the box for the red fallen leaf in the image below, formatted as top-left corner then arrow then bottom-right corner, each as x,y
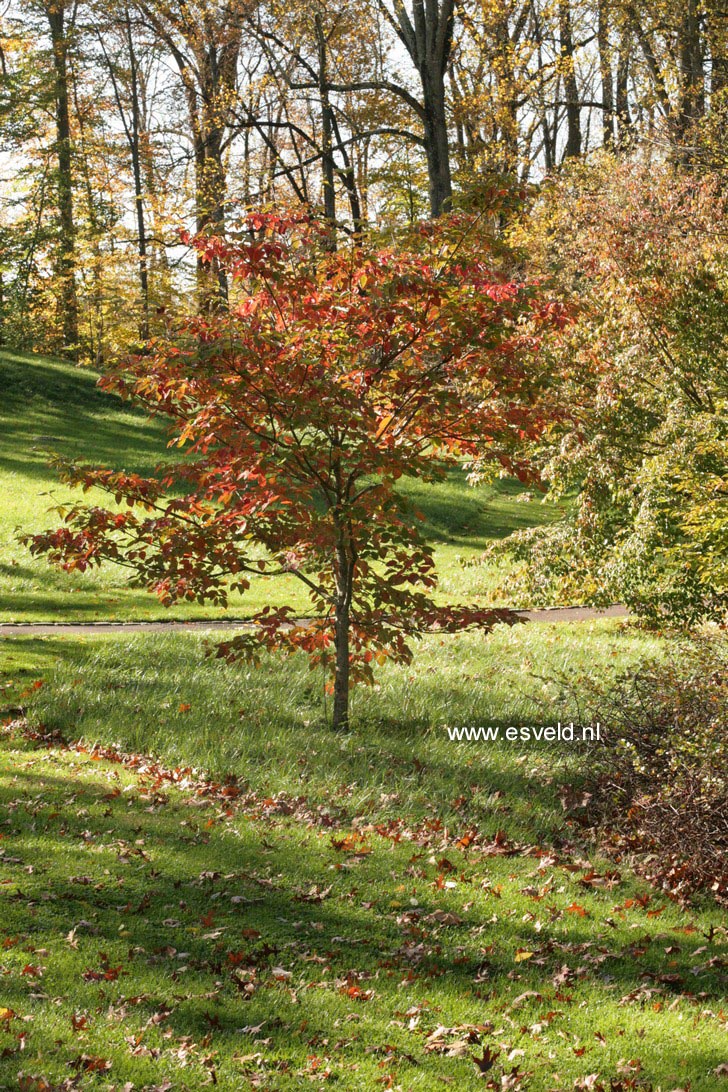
565,902 -> 588,916
82,953 -> 124,982
330,833 -> 371,855
20,964 -> 42,977
227,950 -> 251,965
471,1045 -> 500,1073
0,1007 -> 16,1025
200,911 -> 216,927
220,784 -> 241,798
71,1012 -> 89,1031
621,892 -> 651,910
340,984 -> 375,1001
178,703 -> 191,713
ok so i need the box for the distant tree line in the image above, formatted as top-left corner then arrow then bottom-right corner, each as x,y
0,0 -> 727,360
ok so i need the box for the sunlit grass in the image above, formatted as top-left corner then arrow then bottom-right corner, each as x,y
0,623 -> 725,1090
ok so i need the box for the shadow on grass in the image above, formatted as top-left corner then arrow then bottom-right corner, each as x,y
5,623 -> 658,849
398,469 -> 563,548
0,353 -> 169,485
0,739 -> 725,1091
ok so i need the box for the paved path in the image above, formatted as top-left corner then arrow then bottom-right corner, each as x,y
0,605 -> 628,638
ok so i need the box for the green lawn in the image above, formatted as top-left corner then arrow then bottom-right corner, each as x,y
0,350 -> 561,622
2,350 -> 724,1090
1,623 -> 726,1091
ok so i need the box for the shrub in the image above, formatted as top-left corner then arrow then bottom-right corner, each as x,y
568,636 -> 727,905
493,156 -> 728,625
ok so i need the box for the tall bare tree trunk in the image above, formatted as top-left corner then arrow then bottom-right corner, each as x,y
422,66 -> 453,216
124,10 -> 150,340
615,28 -> 632,147
332,592 -> 351,731
45,1 -> 79,359
677,0 -> 706,140
385,0 -> 456,217
315,12 -> 337,248
559,0 -> 582,159
99,8 -> 151,341
138,1 -> 244,312
598,0 -> 614,147
705,0 -> 728,97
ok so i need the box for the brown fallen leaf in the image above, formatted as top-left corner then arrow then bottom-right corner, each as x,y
70,1053 -> 112,1073
425,910 -> 462,926
510,990 -> 542,1009
471,1044 -> 500,1074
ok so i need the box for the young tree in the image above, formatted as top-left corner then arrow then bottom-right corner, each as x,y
26,212 -> 565,728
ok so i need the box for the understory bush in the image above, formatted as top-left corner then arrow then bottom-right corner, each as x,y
568,635 -> 727,905
489,158 -> 728,626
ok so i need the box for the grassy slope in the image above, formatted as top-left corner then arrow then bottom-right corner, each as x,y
0,625 -> 726,1091
0,350 -> 560,622
3,352 -> 723,1090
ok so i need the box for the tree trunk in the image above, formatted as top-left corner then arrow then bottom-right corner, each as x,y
532,0 -> 556,171
494,13 -> 519,173
315,13 -> 337,248
422,67 -> 452,217
70,60 -> 106,366
199,123 -> 230,304
332,594 -> 351,731
705,0 -> 728,97
186,84 -> 229,311
598,0 -> 614,147
386,0 -> 455,218
559,0 -> 582,160
124,10 -> 150,341
677,0 -> 706,140
45,1 -> 79,360
615,28 -> 632,147
329,111 -> 365,240
332,541 -> 352,731
138,2 -> 241,312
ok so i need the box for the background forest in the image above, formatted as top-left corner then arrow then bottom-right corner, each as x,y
1,0 -> 727,355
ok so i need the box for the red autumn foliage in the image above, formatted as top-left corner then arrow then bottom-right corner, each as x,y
25,211 -> 567,727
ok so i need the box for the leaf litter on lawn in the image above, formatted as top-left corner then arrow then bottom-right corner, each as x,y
0,717 -> 726,1090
